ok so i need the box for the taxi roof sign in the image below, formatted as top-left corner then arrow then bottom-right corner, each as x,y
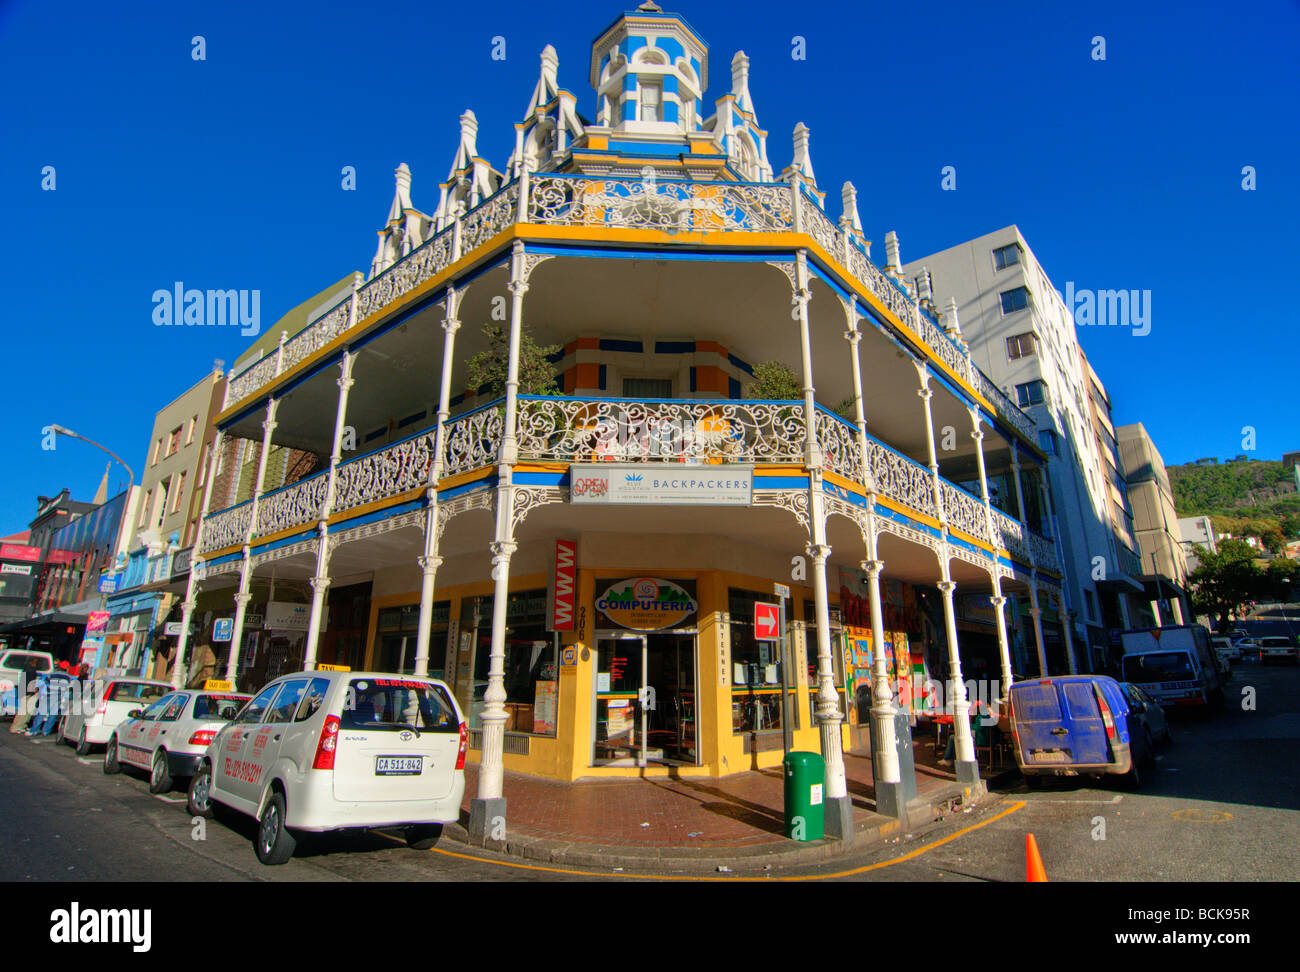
203,679 -> 233,691
316,664 -> 351,672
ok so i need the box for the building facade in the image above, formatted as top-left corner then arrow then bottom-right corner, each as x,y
902,225 -> 1148,669
174,3 -> 1072,836
1116,423 -> 1190,625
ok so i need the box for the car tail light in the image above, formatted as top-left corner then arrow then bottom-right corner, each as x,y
455,721 -> 468,770
189,730 -> 217,746
312,715 -> 340,770
1095,688 -> 1117,741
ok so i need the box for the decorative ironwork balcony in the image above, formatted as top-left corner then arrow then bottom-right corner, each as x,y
991,507 -> 1032,563
516,396 -> 806,465
255,471 -> 329,538
198,500 -> 253,555
219,173 -> 1037,448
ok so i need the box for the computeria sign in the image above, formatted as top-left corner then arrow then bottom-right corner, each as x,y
595,578 -> 698,631
570,464 -> 752,506
548,539 -> 577,632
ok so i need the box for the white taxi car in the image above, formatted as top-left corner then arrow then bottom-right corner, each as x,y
103,684 -> 252,793
59,677 -> 171,755
187,669 -> 467,865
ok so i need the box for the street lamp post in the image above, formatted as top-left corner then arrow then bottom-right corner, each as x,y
49,425 -> 136,670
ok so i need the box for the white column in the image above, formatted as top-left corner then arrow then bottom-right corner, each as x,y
1011,453 -> 1048,674
968,407 -> 1015,701
915,366 -> 945,526
303,352 -> 356,671
414,286 -> 463,677
473,241 -> 529,838
937,571 -> 977,772
172,429 -> 225,688
793,250 -> 851,835
864,551 -> 900,782
225,399 -> 279,686
1170,596 -> 1186,625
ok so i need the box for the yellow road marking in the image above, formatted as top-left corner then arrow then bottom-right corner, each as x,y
1170,808 -> 1232,823
423,800 -> 1028,881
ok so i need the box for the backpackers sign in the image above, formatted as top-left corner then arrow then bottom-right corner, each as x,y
595,577 -> 697,631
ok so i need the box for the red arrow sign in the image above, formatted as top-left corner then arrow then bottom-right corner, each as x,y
754,602 -> 780,640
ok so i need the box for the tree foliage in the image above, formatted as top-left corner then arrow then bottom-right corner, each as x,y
1187,539 -> 1300,629
744,360 -> 802,400
465,323 -> 561,398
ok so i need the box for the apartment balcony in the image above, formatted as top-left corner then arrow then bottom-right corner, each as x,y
220,172 -> 1038,446
198,396 -> 1059,574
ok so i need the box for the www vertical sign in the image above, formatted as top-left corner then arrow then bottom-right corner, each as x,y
548,539 -> 577,632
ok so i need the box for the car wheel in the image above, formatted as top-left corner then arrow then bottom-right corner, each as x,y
103,737 -> 121,775
75,726 -> 92,756
1121,753 -> 1143,790
187,765 -> 214,819
255,791 -> 296,865
405,823 -> 444,850
149,751 -> 174,794
56,716 -> 67,742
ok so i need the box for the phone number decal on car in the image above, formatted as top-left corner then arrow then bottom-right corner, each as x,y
223,757 -> 263,784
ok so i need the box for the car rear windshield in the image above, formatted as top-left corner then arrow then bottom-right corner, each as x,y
1122,652 -> 1196,684
2,653 -> 51,672
107,682 -> 168,703
193,694 -> 250,720
1260,638 -> 1293,647
341,677 -> 459,733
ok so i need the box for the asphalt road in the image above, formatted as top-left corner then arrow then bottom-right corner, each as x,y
1,659 -> 1295,884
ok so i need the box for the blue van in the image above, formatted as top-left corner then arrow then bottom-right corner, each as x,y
1008,675 -> 1153,788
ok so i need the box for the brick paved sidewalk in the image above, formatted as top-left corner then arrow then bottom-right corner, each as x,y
451,739 -> 980,864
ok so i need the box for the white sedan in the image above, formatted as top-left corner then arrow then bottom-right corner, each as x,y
104,687 -> 251,793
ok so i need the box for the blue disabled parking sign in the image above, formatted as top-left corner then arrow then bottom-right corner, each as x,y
213,618 -> 234,642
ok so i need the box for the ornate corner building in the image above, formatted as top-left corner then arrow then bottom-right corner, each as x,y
173,4 -> 1079,827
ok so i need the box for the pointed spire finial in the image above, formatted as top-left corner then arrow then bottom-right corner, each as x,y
638,0 -> 663,11
791,122 -> 815,185
840,181 -> 862,236
885,230 -> 901,271
731,51 -> 752,111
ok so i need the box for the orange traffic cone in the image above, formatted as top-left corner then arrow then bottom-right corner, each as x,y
1026,833 -> 1048,882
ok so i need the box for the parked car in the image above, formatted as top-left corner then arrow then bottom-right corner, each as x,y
1008,675 -> 1153,788
1257,636 -> 1299,664
59,677 -> 171,755
187,670 -> 467,865
1120,625 -> 1225,711
1120,682 -> 1172,747
1232,637 -> 1261,660
104,685 -> 251,793
0,649 -> 54,715
1210,636 -> 1240,665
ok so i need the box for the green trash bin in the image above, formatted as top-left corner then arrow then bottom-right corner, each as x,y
783,751 -> 825,841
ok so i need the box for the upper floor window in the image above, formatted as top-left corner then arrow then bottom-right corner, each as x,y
1006,332 -> 1037,360
1016,380 -> 1046,408
166,426 -> 182,457
1000,287 -> 1030,314
186,416 -> 198,444
623,377 -> 673,399
1038,429 -> 1058,455
640,80 -> 662,122
151,438 -> 163,467
993,243 -> 1021,271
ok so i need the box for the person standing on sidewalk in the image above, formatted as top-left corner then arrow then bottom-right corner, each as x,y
9,659 -> 42,735
31,663 -> 73,736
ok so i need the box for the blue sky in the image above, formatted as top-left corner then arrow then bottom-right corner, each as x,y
1,0 -> 1296,536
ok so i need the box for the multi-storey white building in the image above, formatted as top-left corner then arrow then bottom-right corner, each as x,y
903,226 -> 1147,669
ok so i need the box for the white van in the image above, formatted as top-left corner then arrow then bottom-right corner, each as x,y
1120,625 -> 1225,711
187,670 -> 467,865
0,649 -> 55,716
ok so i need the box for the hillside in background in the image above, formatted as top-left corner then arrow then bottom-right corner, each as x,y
1169,459 -> 1300,543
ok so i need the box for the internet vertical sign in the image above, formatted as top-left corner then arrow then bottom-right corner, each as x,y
548,539 -> 577,632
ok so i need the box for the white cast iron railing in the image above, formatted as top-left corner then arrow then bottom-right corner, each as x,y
516,396 -> 806,464
255,471 -> 329,538
198,500 -> 253,555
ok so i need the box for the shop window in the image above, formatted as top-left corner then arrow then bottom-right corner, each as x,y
729,588 -> 792,733
376,603 -> 448,678
460,589 -> 557,736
